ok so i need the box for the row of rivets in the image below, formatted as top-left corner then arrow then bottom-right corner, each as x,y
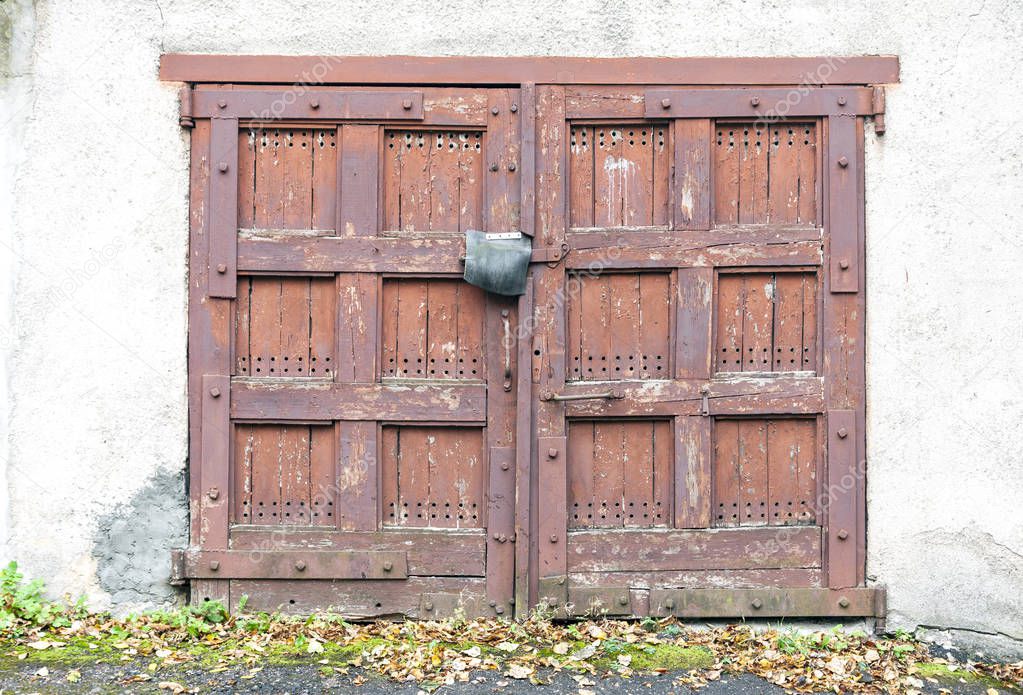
216,97 -> 415,111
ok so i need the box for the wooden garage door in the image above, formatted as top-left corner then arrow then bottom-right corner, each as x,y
172,61 -> 885,621
531,86 -> 872,619
182,87 -> 520,618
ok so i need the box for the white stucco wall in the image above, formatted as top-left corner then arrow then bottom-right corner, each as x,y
3,0 -> 1021,656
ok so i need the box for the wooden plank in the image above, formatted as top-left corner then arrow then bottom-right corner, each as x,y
309,424 -> 336,526
647,88 -> 875,118
513,276 -> 534,617
162,55 -> 901,87
674,416 -> 711,528
741,274 -> 773,371
209,117 -> 238,298
308,277 -> 336,378
649,587 -> 878,618
192,89 -> 425,119
182,549 -> 407,580
231,380 -> 486,422
279,424 -> 311,524
487,89 -> 521,232
561,375 -> 825,418
737,419 -> 769,526
535,85 -> 566,247
737,125 -> 769,224
486,446 -> 516,612
568,125 -> 594,228
828,115 -> 858,291
311,127 -> 338,230
569,568 -> 821,589
676,267 -> 713,379
568,526 -> 821,572
232,577 -> 486,619
537,436 -> 567,578
639,273 -> 671,379
337,421 -> 378,531
200,375 -> 230,547
230,527 -> 487,577
339,124 -> 379,236
567,240 -> 821,269
673,119 -> 710,230
827,409 -> 857,587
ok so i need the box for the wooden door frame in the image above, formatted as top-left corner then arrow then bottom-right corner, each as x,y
165,54 -> 898,624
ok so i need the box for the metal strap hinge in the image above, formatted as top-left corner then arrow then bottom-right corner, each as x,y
178,85 -> 194,128
871,86 -> 887,135
531,243 -> 569,264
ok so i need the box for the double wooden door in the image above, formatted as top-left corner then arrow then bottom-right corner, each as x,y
178,81 -> 877,621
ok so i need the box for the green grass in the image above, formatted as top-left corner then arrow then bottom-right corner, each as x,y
914,662 -> 1018,691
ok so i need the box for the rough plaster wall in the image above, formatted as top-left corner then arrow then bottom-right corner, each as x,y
3,0 -> 1021,655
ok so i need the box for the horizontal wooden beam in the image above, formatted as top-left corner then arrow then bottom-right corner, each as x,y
161,55 -> 899,86
567,526 -> 821,572
229,527 -> 487,576
568,568 -> 821,589
173,549 -> 407,580
649,587 -> 879,618
238,234 -> 466,274
231,379 -> 486,422
646,87 -> 874,118
561,375 -> 824,417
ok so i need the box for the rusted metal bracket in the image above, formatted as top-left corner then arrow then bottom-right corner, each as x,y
873,586 -> 889,634
419,593 -> 503,619
538,575 -> 569,615
530,242 -> 569,264
645,87 -> 875,118
871,86 -> 887,135
567,587 -> 632,617
171,549 -> 407,580
192,90 -> 425,120
649,588 -> 879,618
178,85 -> 194,128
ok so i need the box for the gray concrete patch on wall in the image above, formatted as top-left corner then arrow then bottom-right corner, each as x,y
93,469 -> 188,609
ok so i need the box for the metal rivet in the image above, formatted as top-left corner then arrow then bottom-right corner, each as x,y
209,560 -> 220,571
217,99 -> 226,109
207,487 -> 219,500
402,99 -> 413,110
838,156 -> 849,168
839,259 -> 850,270
209,387 -> 221,398
838,96 -> 848,106
838,597 -> 850,608
424,601 -> 434,611
294,560 -> 306,571
218,162 -> 228,173
664,598 -> 675,610
501,309 -> 510,318
216,263 -> 227,274
489,600 -> 497,607
837,529 -> 849,540
382,561 -> 393,572
495,606 -> 504,615
507,162 -> 517,172
618,595 -> 629,606
751,96 -> 760,107
501,462 -> 510,471
547,448 -> 558,459
491,106 -> 500,115
510,103 -> 518,113
751,598 -> 763,609
549,534 -> 558,543
548,597 -> 559,607
310,99 -> 319,109
838,427 -> 849,439
489,163 -> 499,172
660,98 -> 671,109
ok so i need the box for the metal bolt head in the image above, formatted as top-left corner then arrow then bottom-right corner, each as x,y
507,162 -> 517,172
402,99 -> 413,110
217,99 -> 227,109
838,95 -> 848,106
839,259 -> 850,270
218,162 -> 228,173
209,387 -> 221,398
424,601 -> 434,611
501,309 -> 510,318
618,595 -> 628,606
310,99 -> 320,109
549,534 -> 558,543
489,600 -> 497,607
495,605 -> 504,615
751,598 -> 763,609
838,597 -> 851,608
660,98 -> 671,109
382,561 -> 393,572
838,156 -> 849,168
548,597 -> 559,607
207,487 -> 220,500
547,447 -> 558,459
216,263 -> 227,274
501,462 -> 510,471
751,96 -> 761,107
510,103 -> 518,113
490,163 -> 499,172
664,598 -> 675,610
209,560 -> 220,571
838,427 -> 849,439
294,560 -> 307,571
491,106 -> 500,115
837,529 -> 849,540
